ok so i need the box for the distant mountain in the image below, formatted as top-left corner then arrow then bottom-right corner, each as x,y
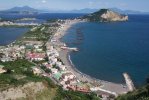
110,8 -> 149,15
82,9 -> 128,22
47,8 -> 149,14
52,8 -> 149,14
0,6 -> 148,14
68,8 -> 98,13
0,6 -> 39,14
39,8 -> 98,13
6,6 -> 38,12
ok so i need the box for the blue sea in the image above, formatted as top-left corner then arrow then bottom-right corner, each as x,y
0,13 -> 85,20
1,13 -> 149,87
62,15 -> 149,86
0,13 -> 85,45
0,27 -> 29,45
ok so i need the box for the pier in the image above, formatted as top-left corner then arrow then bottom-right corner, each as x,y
61,46 -> 78,51
123,73 -> 135,91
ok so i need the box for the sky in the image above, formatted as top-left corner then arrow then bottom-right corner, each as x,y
0,0 -> 149,12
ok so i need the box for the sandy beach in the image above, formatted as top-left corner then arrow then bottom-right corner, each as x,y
51,19 -> 129,95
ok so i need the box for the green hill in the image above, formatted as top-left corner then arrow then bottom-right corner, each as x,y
0,59 -> 100,100
82,9 -> 128,22
116,84 -> 149,100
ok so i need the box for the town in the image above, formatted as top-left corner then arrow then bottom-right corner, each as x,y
0,19 -> 131,99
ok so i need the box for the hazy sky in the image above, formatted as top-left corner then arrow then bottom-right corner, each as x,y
0,0 -> 149,12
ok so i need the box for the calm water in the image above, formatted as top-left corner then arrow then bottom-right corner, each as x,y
0,13 -> 85,20
0,27 -> 29,45
62,15 -> 149,86
0,13 -> 84,45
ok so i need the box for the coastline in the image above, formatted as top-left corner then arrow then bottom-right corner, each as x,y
52,19 -> 129,95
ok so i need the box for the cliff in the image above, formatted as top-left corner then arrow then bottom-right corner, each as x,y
83,9 -> 128,22
0,82 -> 56,100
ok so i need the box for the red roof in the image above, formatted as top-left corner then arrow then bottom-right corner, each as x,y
26,53 -> 45,59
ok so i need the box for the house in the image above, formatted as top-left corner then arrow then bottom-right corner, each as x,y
59,65 -> 66,71
0,65 -> 6,74
19,45 -> 26,50
49,57 -> 58,65
34,44 -> 42,49
26,52 -> 46,61
56,61 -> 62,67
47,49 -> 59,57
67,84 -> 90,93
32,67 -> 42,75
51,68 -> 58,74
0,57 -> 13,62
45,64 -> 52,69
46,45 -> 54,51
61,72 -> 75,82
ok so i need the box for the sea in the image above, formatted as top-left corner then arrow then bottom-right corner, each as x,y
0,27 -> 29,46
0,13 -> 149,86
62,14 -> 149,86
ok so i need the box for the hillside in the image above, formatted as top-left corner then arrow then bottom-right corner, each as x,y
116,84 -> 149,100
82,9 -> 128,22
0,59 -> 99,100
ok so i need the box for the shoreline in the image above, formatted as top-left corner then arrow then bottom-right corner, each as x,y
52,19 -> 129,95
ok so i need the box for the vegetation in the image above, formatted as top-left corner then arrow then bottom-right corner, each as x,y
82,9 -> 127,22
82,9 -> 110,21
0,59 -> 100,99
0,20 -> 100,99
0,59 -> 55,90
23,25 -> 52,42
15,19 -> 60,45
116,84 -> 149,100
54,87 -> 100,100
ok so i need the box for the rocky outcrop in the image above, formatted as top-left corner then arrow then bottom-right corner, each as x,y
83,9 -> 128,22
0,82 -> 48,100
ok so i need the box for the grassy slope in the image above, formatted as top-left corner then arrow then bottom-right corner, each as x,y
0,59 -> 100,100
116,85 -> 149,100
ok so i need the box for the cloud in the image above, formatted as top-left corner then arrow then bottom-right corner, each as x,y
41,0 -> 46,3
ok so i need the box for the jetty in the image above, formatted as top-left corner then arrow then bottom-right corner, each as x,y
123,73 -> 135,91
61,46 -> 78,51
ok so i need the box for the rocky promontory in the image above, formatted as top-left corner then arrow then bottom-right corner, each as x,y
83,9 -> 128,22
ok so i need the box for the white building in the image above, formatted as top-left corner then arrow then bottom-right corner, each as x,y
0,65 -> 6,74
59,65 -> 66,71
51,68 -> 58,74
62,72 -> 75,82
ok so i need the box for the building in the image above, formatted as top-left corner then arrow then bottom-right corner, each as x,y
51,68 -> 58,74
26,53 -> 46,61
0,65 -> 6,74
61,72 -> 75,82
32,67 -> 42,75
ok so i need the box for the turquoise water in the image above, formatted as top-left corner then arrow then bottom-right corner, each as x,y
62,15 -> 149,86
0,27 -> 29,45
